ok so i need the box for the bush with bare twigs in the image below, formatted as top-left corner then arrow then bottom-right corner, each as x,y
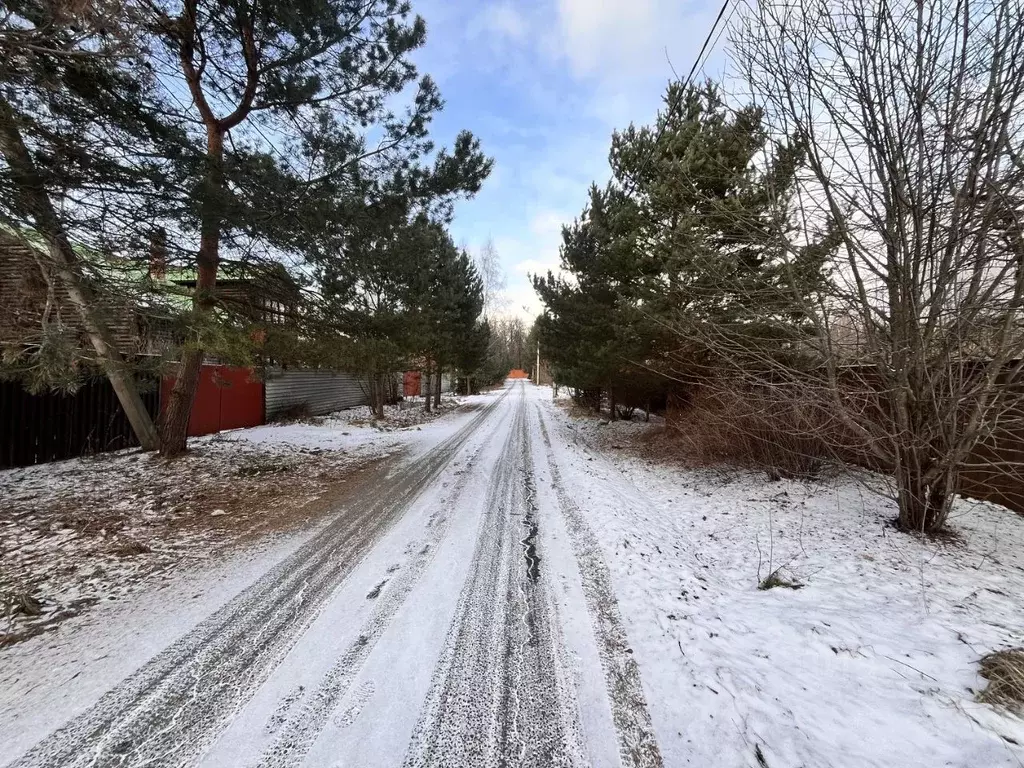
668,381 -> 834,479
730,0 -> 1024,533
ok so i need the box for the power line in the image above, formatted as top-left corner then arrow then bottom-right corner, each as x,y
619,0 -> 734,198
683,0 -> 734,95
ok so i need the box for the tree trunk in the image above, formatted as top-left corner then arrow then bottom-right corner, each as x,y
609,387 -> 617,420
366,373 -> 382,418
434,366 -> 442,409
896,459 -> 957,533
0,96 -> 160,450
160,127 -> 225,457
160,353 -> 202,452
367,373 -> 378,417
158,6 -> 260,456
423,362 -> 432,413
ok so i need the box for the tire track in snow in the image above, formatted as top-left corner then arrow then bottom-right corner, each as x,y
9,391 -> 509,768
535,403 -> 664,768
253,403 -> 514,767
403,383 -> 586,768
333,680 -> 375,728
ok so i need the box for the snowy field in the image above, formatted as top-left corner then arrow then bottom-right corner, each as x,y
544,392 -> 1024,767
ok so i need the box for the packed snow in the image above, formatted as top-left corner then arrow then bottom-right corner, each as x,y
0,395 -> 480,645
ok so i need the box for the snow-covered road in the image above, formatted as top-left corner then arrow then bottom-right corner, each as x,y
4,382 -> 662,768
5,379 -> 1024,768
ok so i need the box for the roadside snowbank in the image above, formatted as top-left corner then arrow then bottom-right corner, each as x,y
240,394 -> 468,449
540,389 -> 1024,768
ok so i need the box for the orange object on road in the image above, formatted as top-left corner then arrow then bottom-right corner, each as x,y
508,369 -> 528,379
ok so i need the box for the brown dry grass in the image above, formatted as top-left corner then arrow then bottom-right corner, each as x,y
978,649 -> 1024,714
663,384 -> 835,479
0,444 -> 400,647
554,384 -> 842,485
560,400 -> 599,421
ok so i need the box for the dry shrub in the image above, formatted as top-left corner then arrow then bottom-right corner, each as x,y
571,388 -> 602,412
3,590 -> 42,617
978,649 -> 1024,713
270,402 -> 313,423
758,568 -> 804,591
667,380 -> 833,478
108,538 -> 152,557
558,399 -> 598,421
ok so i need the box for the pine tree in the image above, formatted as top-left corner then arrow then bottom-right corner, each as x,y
533,184 -> 659,414
403,220 -> 483,410
148,0 -> 490,455
315,213 -> 485,414
0,2 -> 185,450
454,320 -> 490,394
534,81 -> 834,413
610,82 -> 832,369
439,247 -> 485,402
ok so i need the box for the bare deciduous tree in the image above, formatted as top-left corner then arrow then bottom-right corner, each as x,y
731,0 -> 1024,531
475,237 -> 506,318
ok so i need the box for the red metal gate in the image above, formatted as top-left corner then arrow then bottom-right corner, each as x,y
161,365 -> 264,437
403,370 -> 421,398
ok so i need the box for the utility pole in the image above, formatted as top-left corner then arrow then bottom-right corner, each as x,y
536,341 -> 541,385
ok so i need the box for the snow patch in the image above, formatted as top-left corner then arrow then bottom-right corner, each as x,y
537,388 -> 1024,768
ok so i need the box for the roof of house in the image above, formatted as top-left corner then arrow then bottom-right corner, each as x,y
0,230 -> 302,354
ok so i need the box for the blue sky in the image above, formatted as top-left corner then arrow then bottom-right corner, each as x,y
409,0 -> 728,319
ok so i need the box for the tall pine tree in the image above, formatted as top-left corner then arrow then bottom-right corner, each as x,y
535,81 -> 834,412
148,0 -> 490,455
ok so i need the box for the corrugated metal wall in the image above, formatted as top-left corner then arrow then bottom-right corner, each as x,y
264,369 -> 370,419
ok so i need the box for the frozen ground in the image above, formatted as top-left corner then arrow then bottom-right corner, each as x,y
0,395 -> 471,645
549,396 -> 1024,767
1,382 -> 1022,767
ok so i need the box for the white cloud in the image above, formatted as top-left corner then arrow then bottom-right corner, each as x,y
499,280 -> 545,320
558,0 -> 657,77
482,2 -> 529,40
554,0 -> 722,131
414,0 -> 732,322
529,210 -> 568,239
557,0 -> 712,79
479,208 -> 572,321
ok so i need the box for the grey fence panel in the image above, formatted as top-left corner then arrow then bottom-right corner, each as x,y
417,372 -> 453,397
264,369 -> 370,419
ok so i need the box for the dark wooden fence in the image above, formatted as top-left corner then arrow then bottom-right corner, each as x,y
666,370 -> 1024,515
0,377 -> 160,469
